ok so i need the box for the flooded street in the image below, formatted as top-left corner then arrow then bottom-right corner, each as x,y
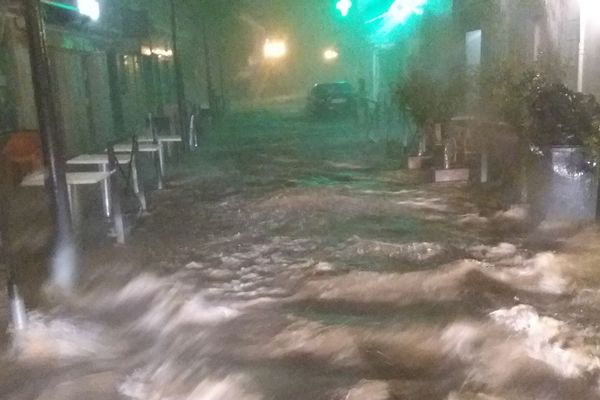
4,105 -> 600,399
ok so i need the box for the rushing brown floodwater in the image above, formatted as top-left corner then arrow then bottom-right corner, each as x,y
3,108 -> 600,399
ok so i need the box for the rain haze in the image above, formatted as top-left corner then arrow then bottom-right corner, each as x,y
4,0 -> 600,399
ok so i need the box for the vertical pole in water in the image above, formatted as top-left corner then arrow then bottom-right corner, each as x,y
217,38 -> 226,118
170,0 -> 188,149
480,147 -> 489,184
201,14 -> 214,119
188,114 -> 197,150
24,0 -> 77,291
577,3 -> 586,93
0,171 -> 27,332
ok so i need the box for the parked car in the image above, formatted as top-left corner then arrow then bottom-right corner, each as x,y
306,81 -> 357,117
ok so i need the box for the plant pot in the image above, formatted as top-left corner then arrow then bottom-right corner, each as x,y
537,146 -> 598,221
407,154 -> 432,170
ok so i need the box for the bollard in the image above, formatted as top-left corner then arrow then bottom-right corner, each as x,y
130,138 -> 147,213
8,283 -> 27,332
188,114 -> 198,150
481,148 -> 489,183
417,134 -> 427,157
108,146 -> 125,244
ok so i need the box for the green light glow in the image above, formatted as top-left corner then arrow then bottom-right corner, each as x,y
389,0 -> 427,24
336,0 -> 352,17
366,0 -> 452,45
41,0 -> 78,12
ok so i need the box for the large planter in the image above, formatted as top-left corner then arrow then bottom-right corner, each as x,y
540,146 -> 598,221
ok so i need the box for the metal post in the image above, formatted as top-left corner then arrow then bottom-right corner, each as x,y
202,15 -> 214,116
100,163 -> 112,218
0,167 -> 27,333
107,147 -> 125,244
148,112 -> 157,143
418,131 -> 427,157
481,148 -> 489,184
578,4 -> 586,92
170,0 -> 188,148
371,47 -> 381,102
217,39 -> 226,118
24,0 -> 77,291
188,114 -> 197,149
155,148 -> 164,190
107,50 -> 125,135
130,138 -> 147,212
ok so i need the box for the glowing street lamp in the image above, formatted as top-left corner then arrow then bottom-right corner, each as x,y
41,0 -> 100,21
77,0 -> 100,21
323,48 -> 339,62
263,39 -> 287,60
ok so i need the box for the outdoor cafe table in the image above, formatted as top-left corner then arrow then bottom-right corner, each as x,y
137,134 -> 182,164
67,154 -> 133,217
20,170 -> 125,243
137,135 -> 182,144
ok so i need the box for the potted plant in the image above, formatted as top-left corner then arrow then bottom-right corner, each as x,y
523,79 -> 600,220
395,67 -> 466,169
471,55 -> 567,193
396,68 -> 437,160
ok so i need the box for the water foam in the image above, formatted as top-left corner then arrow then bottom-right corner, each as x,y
490,305 -> 600,378
488,252 -> 570,295
13,312 -> 115,361
469,243 -> 518,261
345,380 -> 390,400
120,368 -> 261,400
493,205 -> 529,222
350,239 -> 446,263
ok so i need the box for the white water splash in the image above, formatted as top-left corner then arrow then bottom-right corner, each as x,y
345,380 -> 390,400
351,239 -> 446,263
120,369 -> 261,400
469,243 -> 518,261
488,252 -> 570,295
447,392 -> 505,400
490,305 -> 600,378
493,205 -> 529,222
395,198 -> 449,212
13,312 -> 115,361
458,213 -> 489,225
113,273 -> 174,303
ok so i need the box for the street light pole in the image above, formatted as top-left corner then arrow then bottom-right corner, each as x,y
170,0 -> 188,146
202,14 -> 214,116
24,0 -> 77,292
217,40 -> 226,118
577,1 -> 586,92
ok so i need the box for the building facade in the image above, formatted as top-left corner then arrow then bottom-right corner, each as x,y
0,0 -> 221,156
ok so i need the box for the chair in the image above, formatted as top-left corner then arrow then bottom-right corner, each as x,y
107,144 -> 125,244
110,135 -> 147,213
130,135 -> 148,210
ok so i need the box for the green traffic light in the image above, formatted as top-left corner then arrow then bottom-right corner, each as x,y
336,0 -> 352,17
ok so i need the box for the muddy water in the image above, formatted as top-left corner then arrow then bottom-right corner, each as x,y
3,113 -> 600,399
